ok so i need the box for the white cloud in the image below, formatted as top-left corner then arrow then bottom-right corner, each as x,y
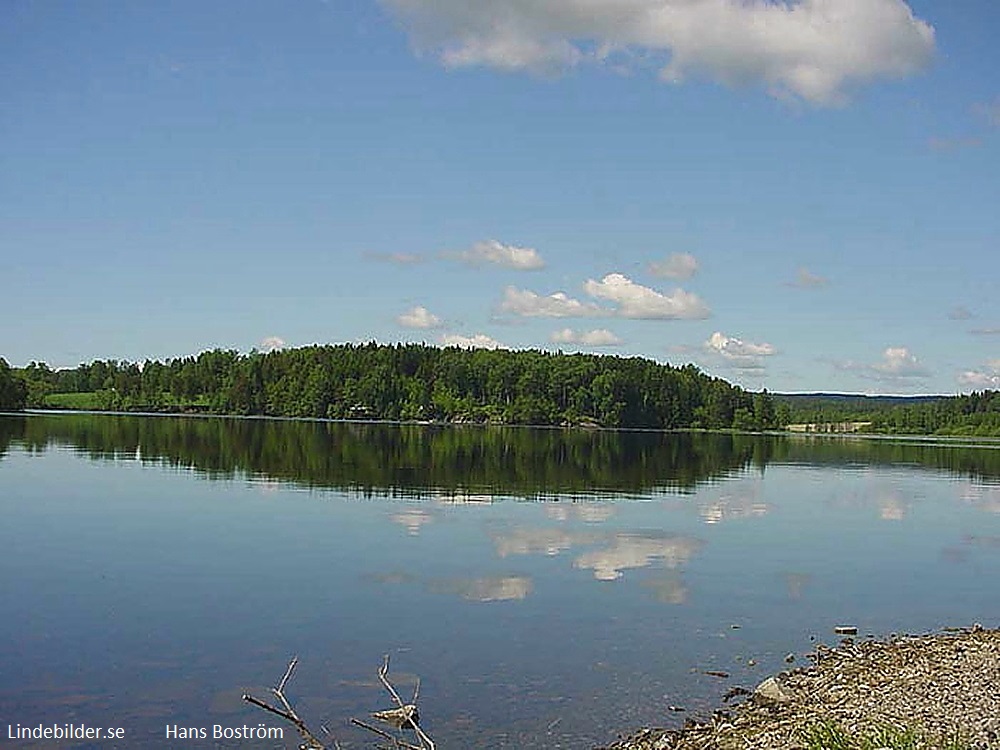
583,273 -> 710,319
397,305 -> 443,329
259,336 -> 286,352
550,328 -> 622,346
440,332 -> 506,349
381,0 -> 935,105
500,286 -> 601,317
838,346 -> 929,381
649,252 -> 698,280
957,360 -> 1000,390
971,327 -> 1000,337
706,331 -> 777,359
873,346 -> 928,377
786,267 -> 829,288
450,239 -> 545,270
704,331 -> 777,371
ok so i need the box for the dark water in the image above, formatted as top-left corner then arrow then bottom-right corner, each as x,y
1,413 -> 999,748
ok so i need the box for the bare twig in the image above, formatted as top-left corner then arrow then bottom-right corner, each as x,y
244,654 -> 434,750
242,656 -> 326,749
350,718 -> 424,750
376,654 -> 435,750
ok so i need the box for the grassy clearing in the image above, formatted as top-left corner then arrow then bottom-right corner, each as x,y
44,391 -> 108,409
801,720 -> 970,750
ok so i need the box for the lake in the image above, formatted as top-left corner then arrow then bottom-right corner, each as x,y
1,413 -> 999,748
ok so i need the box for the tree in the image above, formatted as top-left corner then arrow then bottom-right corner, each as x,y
0,358 -> 28,410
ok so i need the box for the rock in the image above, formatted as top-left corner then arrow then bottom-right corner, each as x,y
784,652 -> 796,663
754,677 -> 791,704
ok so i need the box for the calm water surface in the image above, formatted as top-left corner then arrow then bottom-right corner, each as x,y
1,413 -> 999,748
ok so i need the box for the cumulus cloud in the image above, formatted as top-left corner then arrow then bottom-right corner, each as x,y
837,346 -> 929,381
550,328 -> 622,346
705,331 -> 777,370
381,0 -> 935,105
259,336 -> 286,352
397,305 -> 443,329
449,239 -> 545,270
500,286 -> 602,317
649,252 -> 698,280
873,346 -> 928,377
583,273 -> 710,319
957,360 -> 1000,390
440,332 -> 506,349
785,267 -> 829,288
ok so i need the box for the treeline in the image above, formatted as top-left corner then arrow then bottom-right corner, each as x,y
7,344 -> 997,435
776,392 -> 1000,437
12,344 -> 780,430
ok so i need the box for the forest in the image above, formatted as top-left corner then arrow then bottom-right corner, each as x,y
10,344 -> 776,429
4,344 -> 999,436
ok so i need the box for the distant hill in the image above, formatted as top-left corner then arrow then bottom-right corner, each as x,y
773,392 -> 947,407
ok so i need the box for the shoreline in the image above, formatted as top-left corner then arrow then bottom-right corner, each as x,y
10,408 -> 1000,443
600,625 -> 1000,750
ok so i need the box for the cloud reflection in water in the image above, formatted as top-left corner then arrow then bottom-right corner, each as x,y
573,533 -> 704,581
431,575 -> 534,602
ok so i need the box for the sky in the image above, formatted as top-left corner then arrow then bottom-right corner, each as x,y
2,0 -> 998,394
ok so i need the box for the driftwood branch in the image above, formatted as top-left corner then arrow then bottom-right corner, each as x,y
242,656 -> 326,749
375,654 -> 435,750
243,654 -> 434,750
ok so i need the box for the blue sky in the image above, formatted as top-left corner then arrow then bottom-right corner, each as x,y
2,0 -> 997,394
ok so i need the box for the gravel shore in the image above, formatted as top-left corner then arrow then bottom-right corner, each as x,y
600,625 -> 1000,750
